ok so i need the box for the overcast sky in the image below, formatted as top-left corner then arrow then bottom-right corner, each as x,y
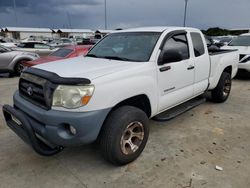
0,0 -> 249,30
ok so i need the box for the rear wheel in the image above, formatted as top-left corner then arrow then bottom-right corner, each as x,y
211,72 -> 232,103
99,106 -> 149,166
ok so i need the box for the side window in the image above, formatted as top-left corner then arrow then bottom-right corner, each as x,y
190,32 -> 205,57
19,43 -> 34,48
163,34 -> 190,60
34,43 -> 50,49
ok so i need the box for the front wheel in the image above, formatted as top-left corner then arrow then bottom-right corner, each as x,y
99,106 -> 149,166
211,72 -> 232,103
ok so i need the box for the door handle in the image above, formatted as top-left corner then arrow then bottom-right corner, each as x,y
159,66 -> 171,72
187,65 -> 195,70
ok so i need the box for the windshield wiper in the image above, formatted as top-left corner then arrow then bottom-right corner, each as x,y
85,54 -> 98,58
86,54 -> 137,62
102,56 -> 135,61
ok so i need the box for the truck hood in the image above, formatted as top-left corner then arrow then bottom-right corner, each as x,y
34,56 -> 142,80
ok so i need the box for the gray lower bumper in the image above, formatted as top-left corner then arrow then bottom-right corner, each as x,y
9,91 -> 110,147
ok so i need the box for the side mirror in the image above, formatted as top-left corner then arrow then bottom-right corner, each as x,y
158,50 -> 183,65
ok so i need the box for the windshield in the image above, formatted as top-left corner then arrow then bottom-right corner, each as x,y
229,36 -> 250,46
86,32 -> 161,62
49,48 -> 73,57
49,40 -> 61,44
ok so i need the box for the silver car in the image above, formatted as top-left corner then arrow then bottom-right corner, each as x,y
0,45 -> 39,76
48,38 -> 76,48
14,42 -> 57,57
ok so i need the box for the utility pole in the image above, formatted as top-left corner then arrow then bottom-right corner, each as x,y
104,0 -> 107,29
183,0 -> 188,27
67,12 -> 72,29
13,0 -> 18,26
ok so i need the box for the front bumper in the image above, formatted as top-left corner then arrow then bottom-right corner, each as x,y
2,91 -> 111,155
3,105 -> 63,156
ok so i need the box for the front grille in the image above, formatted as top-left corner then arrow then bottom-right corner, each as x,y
19,73 -> 56,110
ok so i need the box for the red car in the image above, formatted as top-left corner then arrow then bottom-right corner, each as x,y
22,45 -> 92,67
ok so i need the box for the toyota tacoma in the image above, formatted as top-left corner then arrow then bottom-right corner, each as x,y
3,27 -> 239,165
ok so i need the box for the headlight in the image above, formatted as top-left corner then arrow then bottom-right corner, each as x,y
52,85 -> 94,109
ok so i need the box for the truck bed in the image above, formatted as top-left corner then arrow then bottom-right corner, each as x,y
209,48 -> 238,56
208,48 -> 239,90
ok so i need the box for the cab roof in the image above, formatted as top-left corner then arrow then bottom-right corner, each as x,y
113,26 -> 201,33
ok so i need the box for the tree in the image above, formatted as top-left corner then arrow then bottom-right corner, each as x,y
204,27 -> 230,36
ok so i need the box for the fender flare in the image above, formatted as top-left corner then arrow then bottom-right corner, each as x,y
10,56 -> 35,70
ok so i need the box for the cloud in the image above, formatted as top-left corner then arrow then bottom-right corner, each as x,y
0,0 -> 100,14
0,0 -> 249,30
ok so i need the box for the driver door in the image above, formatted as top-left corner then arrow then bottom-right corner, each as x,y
157,32 -> 195,112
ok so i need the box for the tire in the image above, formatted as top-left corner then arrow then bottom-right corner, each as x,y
211,72 -> 232,103
8,72 -> 15,78
14,60 -> 27,76
99,106 -> 149,166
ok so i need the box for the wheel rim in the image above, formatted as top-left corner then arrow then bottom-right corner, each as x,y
223,78 -> 231,97
120,121 -> 144,155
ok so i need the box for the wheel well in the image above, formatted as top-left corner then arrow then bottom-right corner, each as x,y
223,66 -> 232,75
14,58 -> 31,68
113,95 -> 152,117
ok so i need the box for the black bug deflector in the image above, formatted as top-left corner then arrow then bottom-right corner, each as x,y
23,67 -> 91,85
2,105 -> 63,156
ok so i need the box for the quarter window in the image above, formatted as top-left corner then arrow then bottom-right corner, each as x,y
191,32 -> 205,57
163,34 -> 190,60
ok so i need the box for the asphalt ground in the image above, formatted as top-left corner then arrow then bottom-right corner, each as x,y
0,75 -> 249,188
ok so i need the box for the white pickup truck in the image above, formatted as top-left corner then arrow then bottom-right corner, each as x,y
3,27 -> 239,165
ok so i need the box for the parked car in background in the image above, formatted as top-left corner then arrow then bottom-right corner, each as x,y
222,33 -> 250,75
0,45 -> 39,76
0,37 -> 18,48
22,45 -> 92,68
76,38 -> 100,45
205,36 -> 214,46
14,42 -> 57,56
212,36 -> 234,48
48,38 -> 76,47
42,37 -> 54,43
21,36 -> 51,43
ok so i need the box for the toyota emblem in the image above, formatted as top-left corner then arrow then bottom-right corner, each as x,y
27,86 -> 33,96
